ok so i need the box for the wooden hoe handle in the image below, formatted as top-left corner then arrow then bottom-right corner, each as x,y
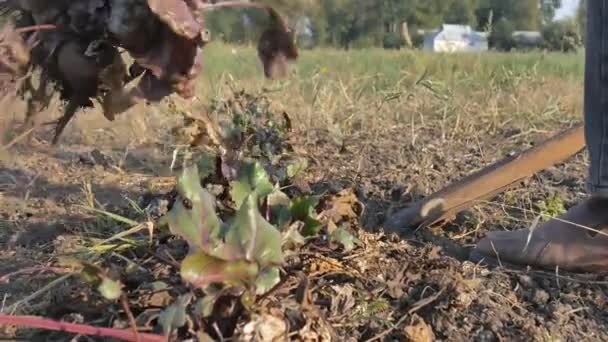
383,123 -> 586,232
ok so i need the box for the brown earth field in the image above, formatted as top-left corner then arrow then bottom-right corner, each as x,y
1,45 -> 607,341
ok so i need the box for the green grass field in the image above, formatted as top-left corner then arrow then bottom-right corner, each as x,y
202,43 -> 585,84
197,43 -> 584,142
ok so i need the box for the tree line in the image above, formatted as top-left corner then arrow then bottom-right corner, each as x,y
204,0 -> 586,52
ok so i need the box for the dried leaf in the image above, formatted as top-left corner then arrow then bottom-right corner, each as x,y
146,0 -> 202,39
282,222 -> 306,250
324,189 -> 361,223
329,284 -> 356,317
239,314 -> 287,342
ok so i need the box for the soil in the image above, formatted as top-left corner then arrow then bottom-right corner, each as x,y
1,91 -> 607,342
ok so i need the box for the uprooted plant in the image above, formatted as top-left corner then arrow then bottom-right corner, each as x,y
0,0 -> 298,145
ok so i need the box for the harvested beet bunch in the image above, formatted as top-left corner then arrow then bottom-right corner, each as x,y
0,0 -> 298,144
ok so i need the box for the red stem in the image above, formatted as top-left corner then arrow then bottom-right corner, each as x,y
0,266 -> 69,284
0,314 -> 166,342
14,24 -> 57,34
120,294 -> 141,342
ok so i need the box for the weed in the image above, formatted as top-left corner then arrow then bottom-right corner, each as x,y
536,193 -> 566,219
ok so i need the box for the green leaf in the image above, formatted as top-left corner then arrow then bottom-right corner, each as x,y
267,188 -> 292,229
289,196 -> 322,236
158,293 -> 192,336
197,151 -> 217,180
224,194 -> 284,267
330,227 -> 362,252
193,284 -> 225,318
289,196 -> 319,221
287,158 -> 308,178
240,290 -> 256,311
166,164 -> 222,252
302,217 -> 323,237
230,161 -> 274,208
149,281 -> 170,291
180,251 -> 259,289
255,267 -> 280,295
70,260 -> 123,301
97,277 -> 123,301
194,295 -> 218,318
176,162 -> 204,202
78,206 -> 139,226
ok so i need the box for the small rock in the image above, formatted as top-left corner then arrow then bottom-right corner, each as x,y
517,275 -> 535,288
455,210 -> 476,226
404,314 -> 435,342
78,149 -> 113,167
205,184 -> 225,197
238,314 -> 286,342
456,291 -> 474,309
533,289 -> 550,305
390,186 -> 405,202
144,198 -> 170,217
475,329 -> 497,342
144,290 -> 173,307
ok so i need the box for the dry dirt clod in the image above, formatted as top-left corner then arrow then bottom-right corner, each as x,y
237,314 -> 287,342
403,314 -> 435,342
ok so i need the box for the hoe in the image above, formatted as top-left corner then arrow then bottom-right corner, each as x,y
383,123 -> 586,231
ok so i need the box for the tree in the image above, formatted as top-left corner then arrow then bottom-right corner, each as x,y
489,18 -> 516,50
577,0 -> 587,41
202,0 -> 561,50
412,0 -> 453,29
542,18 -> 583,52
320,0 -> 358,48
444,0 -> 478,26
540,0 -> 563,24
509,0 -> 541,30
203,9 -> 249,43
476,0 -> 541,31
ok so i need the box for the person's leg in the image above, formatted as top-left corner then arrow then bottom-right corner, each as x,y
470,0 -> 608,273
584,1 -> 608,198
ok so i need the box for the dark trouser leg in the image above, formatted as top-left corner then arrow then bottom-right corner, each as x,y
585,0 -> 608,198
469,0 -> 608,273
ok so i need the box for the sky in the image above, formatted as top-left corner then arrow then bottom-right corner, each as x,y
555,0 -> 580,19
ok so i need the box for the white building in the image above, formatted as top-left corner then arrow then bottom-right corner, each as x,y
422,24 -> 488,53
